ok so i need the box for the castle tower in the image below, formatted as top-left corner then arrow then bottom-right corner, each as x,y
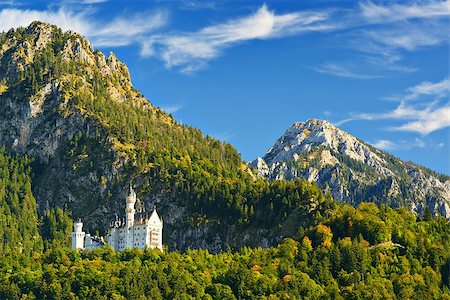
71,219 -> 85,250
125,183 -> 136,249
126,183 -> 136,228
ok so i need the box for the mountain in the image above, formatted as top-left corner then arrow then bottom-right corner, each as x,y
251,119 -> 450,218
0,22 -> 333,252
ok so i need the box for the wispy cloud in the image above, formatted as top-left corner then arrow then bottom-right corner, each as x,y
210,131 -> 236,142
371,139 -> 397,150
363,21 -> 448,52
89,11 -> 167,47
1,1 -> 448,75
393,106 -> 450,135
141,4 -> 337,73
359,0 -> 450,23
404,77 -> 450,101
338,77 -> 450,135
160,103 -> 183,114
371,138 -> 427,151
312,1 -> 450,79
0,7 -> 167,48
0,0 -> 15,5
0,8 -> 91,34
311,62 -> 382,79
179,1 -> 217,11
81,0 -> 107,3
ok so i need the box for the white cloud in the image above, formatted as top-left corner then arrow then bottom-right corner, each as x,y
0,7 -> 167,48
353,100 -> 438,121
81,0 -> 107,3
1,1 -> 448,76
0,0 -> 15,5
360,0 -> 450,23
179,1 -> 217,11
371,139 -> 397,150
141,4 -> 336,73
90,11 -> 167,47
404,77 -> 450,101
393,106 -> 450,135
371,138 -> 428,151
0,8 -> 91,34
363,20 -> 448,52
311,62 -> 382,79
160,103 -> 183,114
210,131 -> 235,142
313,1 -> 450,78
338,77 -> 450,135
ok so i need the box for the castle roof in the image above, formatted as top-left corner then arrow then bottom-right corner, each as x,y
149,208 -> 162,226
126,183 -> 136,204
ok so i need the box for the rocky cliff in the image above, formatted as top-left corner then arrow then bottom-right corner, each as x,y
251,119 -> 450,217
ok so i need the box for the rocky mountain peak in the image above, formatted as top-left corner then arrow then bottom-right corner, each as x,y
25,21 -> 55,50
284,118 -> 345,150
252,119 -> 450,218
0,22 -> 151,162
263,118 -> 385,169
1,22 -> 132,87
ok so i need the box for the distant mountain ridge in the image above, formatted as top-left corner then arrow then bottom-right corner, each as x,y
251,119 -> 450,218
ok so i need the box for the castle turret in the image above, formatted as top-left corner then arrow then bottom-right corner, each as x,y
126,183 -> 136,228
125,183 -> 136,249
71,219 -> 85,250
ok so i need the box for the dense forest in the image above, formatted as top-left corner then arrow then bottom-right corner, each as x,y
0,147 -> 42,256
0,147 -> 450,299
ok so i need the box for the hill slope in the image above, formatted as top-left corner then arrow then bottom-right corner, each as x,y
251,119 -> 450,217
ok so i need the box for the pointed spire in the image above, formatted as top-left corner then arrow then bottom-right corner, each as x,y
126,182 -> 136,204
129,182 -> 134,194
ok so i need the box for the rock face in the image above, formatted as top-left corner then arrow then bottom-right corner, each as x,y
251,119 -> 450,218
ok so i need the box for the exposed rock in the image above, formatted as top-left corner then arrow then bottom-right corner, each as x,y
251,119 -> 450,218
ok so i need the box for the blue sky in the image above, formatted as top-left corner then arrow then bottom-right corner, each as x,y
1,0 -> 449,174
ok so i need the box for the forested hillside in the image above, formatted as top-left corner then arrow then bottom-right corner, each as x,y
0,147 -> 42,256
0,146 -> 448,298
1,199 -> 449,299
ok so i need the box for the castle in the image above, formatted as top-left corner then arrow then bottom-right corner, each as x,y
71,184 -> 163,252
